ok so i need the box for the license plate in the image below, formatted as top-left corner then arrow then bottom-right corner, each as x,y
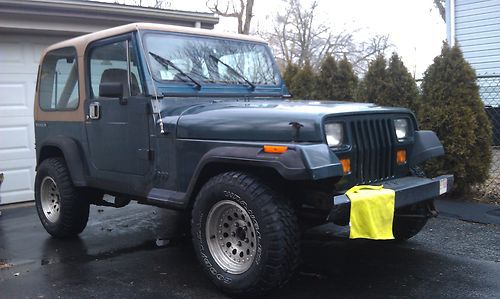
439,178 -> 448,195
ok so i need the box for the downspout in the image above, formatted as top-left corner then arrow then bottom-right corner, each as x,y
450,0 -> 456,46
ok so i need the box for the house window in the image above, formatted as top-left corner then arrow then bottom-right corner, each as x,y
39,47 -> 79,110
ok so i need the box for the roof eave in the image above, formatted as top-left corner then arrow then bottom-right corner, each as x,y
0,0 -> 219,27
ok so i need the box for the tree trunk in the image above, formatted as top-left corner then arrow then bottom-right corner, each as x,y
242,0 -> 254,34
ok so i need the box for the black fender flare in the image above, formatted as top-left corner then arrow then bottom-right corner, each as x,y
410,130 -> 445,166
183,144 -> 344,206
37,136 -> 87,186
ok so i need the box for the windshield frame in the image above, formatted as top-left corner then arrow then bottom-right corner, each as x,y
140,30 -> 285,94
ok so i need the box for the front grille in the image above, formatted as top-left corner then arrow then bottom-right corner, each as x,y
351,118 -> 395,184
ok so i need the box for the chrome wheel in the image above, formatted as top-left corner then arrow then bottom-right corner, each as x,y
40,176 -> 61,223
206,200 -> 257,274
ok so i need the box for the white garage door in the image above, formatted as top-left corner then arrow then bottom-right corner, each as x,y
0,34 -> 66,205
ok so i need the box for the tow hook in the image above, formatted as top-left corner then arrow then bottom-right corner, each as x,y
427,201 -> 438,218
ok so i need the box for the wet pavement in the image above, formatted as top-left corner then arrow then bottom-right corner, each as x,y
0,203 -> 499,298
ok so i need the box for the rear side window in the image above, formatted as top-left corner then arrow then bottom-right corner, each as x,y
39,47 -> 79,110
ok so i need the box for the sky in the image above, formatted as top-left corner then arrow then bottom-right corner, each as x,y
96,0 -> 447,78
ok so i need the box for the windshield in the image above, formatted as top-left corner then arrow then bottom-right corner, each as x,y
143,33 -> 281,86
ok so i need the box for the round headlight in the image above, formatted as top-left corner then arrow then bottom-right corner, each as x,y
325,123 -> 344,147
394,119 -> 409,140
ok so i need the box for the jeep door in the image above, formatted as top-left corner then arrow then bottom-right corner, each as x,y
84,35 -> 151,178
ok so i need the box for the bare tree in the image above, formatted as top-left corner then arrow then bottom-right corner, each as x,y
206,0 -> 255,34
349,34 -> 392,73
433,0 -> 446,21
112,0 -> 170,9
267,0 -> 354,69
266,0 -> 391,74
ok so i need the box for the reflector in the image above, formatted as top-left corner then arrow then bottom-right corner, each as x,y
263,145 -> 288,154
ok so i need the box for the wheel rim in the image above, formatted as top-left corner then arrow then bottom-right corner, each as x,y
40,176 -> 61,223
206,200 -> 257,274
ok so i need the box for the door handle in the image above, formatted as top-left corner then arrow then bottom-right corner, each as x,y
88,102 -> 101,120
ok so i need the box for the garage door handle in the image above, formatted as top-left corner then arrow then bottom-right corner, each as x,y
88,102 -> 101,120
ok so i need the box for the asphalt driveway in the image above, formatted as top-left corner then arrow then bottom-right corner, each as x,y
0,203 -> 499,298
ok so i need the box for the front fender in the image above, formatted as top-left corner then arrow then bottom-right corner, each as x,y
410,131 -> 445,166
179,143 -> 343,208
195,143 -> 343,181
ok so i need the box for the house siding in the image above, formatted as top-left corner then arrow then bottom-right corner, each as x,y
447,0 -> 500,145
448,0 -> 500,75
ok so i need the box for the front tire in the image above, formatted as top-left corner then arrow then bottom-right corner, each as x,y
35,158 -> 89,238
393,203 -> 429,240
191,171 -> 299,295
392,165 -> 433,241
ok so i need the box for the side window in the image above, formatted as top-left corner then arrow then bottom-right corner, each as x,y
39,47 -> 79,110
89,39 -> 143,99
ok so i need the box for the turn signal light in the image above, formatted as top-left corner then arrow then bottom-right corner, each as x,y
396,149 -> 407,165
263,145 -> 288,154
340,158 -> 351,174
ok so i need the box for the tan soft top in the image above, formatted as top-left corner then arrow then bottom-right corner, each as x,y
35,23 -> 267,122
43,22 -> 266,56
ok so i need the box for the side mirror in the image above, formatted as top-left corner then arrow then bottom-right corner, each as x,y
99,82 -> 126,104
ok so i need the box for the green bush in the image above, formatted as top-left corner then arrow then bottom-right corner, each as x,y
363,54 -> 389,103
362,53 -> 419,111
354,79 -> 368,102
385,53 -> 419,111
283,63 -> 299,92
419,44 -> 492,194
336,57 -> 358,100
316,55 -> 357,101
289,63 -> 316,99
316,55 -> 338,100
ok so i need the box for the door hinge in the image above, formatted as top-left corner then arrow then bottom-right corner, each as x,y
138,149 -> 154,161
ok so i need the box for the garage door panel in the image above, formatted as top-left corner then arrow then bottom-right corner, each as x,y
0,81 -> 28,107
0,158 -> 35,204
0,41 -> 39,75
0,38 -> 53,75
0,125 -> 32,159
0,116 -> 35,160
0,74 -> 35,117
0,41 -> 24,64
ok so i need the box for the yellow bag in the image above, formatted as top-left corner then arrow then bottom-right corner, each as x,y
346,185 -> 395,240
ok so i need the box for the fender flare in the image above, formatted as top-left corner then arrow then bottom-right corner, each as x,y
37,136 -> 87,186
183,144 -> 344,206
410,130 -> 445,166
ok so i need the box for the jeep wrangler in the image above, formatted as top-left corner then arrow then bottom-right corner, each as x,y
34,23 -> 453,295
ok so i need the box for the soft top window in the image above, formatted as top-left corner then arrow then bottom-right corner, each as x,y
39,47 -> 79,111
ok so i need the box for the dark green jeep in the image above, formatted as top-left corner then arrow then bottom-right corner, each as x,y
34,23 -> 453,294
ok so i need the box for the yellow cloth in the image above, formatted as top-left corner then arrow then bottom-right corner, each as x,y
346,185 -> 395,240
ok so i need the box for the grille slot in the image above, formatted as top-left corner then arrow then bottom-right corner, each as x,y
351,118 -> 395,184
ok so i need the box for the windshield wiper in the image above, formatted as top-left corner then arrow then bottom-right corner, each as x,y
209,55 -> 255,91
149,52 -> 201,90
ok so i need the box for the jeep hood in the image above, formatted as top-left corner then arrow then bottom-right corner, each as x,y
161,99 -> 411,142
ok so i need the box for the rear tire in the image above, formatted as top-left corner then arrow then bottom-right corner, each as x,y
35,158 -> 89,238
191,171 -> 300,295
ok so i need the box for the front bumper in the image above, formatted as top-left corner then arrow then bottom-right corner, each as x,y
327,174 -> 454,225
